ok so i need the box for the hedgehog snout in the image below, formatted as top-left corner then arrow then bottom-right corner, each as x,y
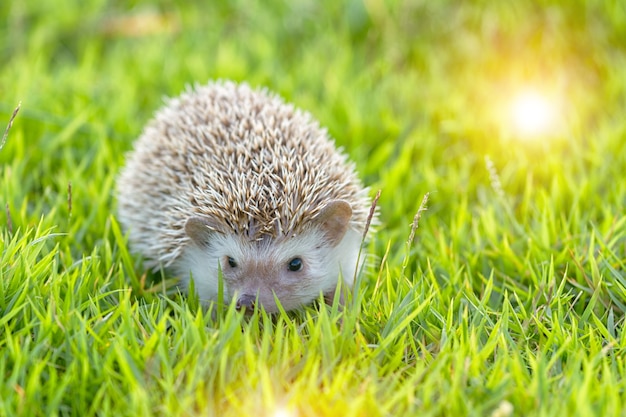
235,293 -> 256,310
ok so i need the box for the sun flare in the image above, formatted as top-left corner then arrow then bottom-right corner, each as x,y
272,407 -> 296,417
510,90 -> 557,137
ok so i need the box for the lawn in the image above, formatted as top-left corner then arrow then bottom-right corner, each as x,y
1,0 -> 626,416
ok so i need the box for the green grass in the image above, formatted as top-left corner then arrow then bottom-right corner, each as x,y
2,0 -> 626,415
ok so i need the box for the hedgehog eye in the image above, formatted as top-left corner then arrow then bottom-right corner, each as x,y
227,257 -> 237,268
287,257 -> 303,272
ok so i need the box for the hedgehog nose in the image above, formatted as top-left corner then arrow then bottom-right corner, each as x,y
236,294 -> 256,310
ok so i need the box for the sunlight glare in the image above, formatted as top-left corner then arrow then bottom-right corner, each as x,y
510,90 -> 556,137
273,407 -> 295,417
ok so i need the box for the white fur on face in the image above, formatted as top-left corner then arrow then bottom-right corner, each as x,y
174,228 -> 362,312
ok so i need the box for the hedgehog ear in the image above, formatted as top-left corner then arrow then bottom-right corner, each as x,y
313,200 -> 352,246
185,216 -> 222,247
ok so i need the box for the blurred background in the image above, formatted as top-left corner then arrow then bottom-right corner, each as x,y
2,2 -> 626,415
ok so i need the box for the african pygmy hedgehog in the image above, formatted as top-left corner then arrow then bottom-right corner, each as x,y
117,81 -> 375,312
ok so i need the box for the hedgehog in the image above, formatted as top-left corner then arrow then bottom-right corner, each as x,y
116,80 -> 374,312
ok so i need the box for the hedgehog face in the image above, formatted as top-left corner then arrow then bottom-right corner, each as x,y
214,233 -> 337,312
178,200 -> 361,313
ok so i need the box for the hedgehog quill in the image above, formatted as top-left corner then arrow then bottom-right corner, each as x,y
117,81 -> 375,312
